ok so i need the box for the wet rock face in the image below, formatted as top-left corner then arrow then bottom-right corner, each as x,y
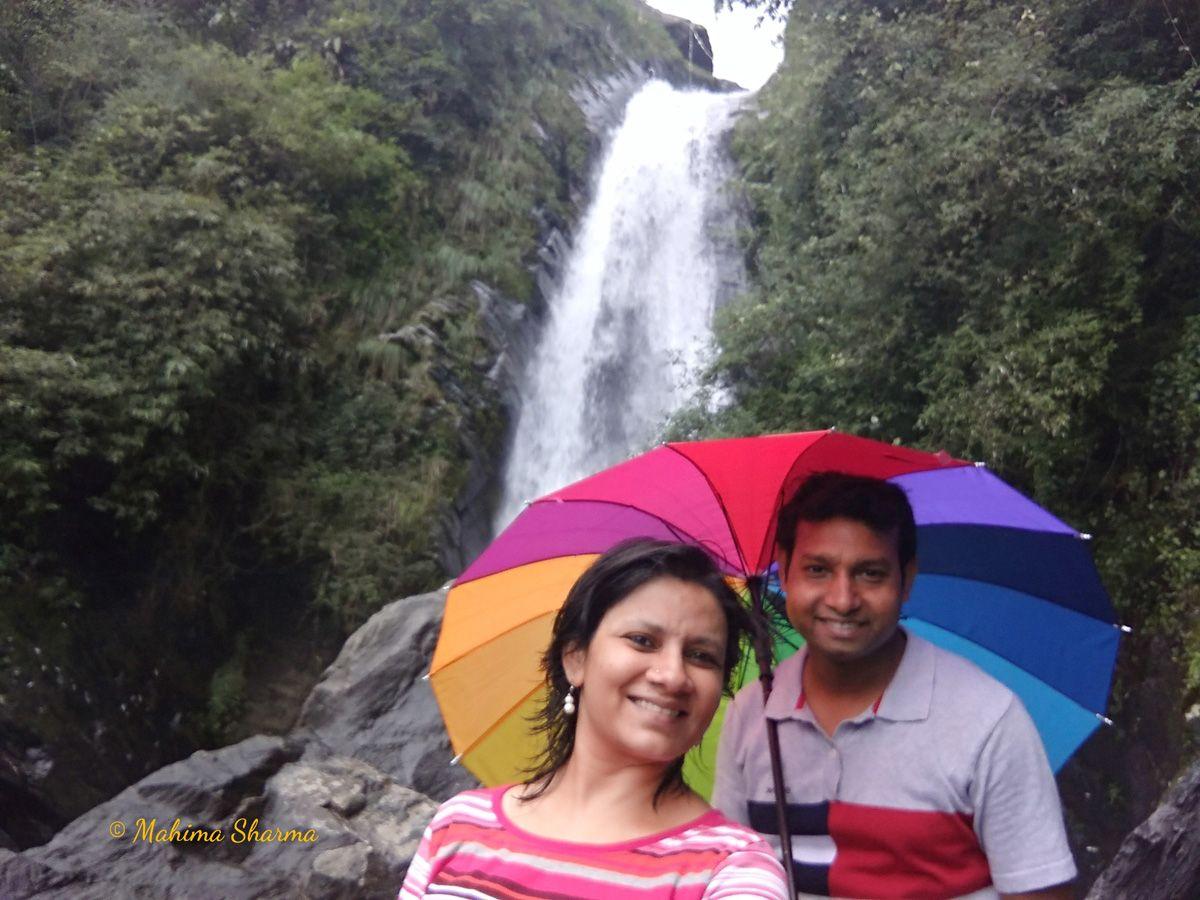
659,17 -> 714,74
1085,757 -> 1200,899
0,590 -> 469,898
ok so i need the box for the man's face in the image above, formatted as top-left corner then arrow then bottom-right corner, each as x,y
777,517 -> 916,667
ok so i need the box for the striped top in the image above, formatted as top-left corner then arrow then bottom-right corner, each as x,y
398,786 -> 789,899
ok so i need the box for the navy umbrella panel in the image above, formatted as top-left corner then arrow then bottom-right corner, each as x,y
887,465 -> 1118,770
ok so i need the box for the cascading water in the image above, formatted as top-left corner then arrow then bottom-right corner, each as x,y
495,81 -> 746,530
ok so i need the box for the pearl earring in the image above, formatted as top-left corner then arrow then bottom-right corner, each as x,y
563,685 -> 577,716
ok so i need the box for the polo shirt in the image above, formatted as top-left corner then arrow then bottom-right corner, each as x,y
712,631 -> 1077,899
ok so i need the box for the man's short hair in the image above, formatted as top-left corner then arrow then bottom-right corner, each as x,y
776,471 -> 917,571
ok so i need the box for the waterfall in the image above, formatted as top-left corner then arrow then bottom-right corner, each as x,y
495,81 -> 745,530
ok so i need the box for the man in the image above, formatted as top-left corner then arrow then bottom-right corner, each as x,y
713,472 -> 1076,899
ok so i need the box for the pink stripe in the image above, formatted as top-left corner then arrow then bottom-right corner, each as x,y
544,446 -> 741,572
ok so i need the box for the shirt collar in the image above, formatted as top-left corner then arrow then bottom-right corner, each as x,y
874,629 -> 934,722
763,628 -> 933,723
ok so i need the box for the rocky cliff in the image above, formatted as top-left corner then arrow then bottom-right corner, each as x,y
0,591 -> 463,899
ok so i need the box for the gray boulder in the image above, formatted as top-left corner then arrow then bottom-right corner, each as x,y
296,589 -> 478,802
0,587 -> 474,898
1086,756 -> 1200,899
0,736 -> 435,899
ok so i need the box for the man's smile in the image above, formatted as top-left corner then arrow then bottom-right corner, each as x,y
814,615 -> 867,634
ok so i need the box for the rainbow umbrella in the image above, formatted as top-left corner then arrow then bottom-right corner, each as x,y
429,431 -> 1121,790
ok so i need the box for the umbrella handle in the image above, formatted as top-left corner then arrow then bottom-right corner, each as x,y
750,578 -> 797,899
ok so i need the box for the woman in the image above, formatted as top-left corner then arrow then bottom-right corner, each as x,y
399,538 -> 788,899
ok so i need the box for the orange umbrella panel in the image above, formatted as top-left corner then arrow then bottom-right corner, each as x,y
430,554 -> 598,782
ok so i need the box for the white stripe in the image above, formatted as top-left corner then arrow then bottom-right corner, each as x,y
791,833 -> 837,865
423,887 -> 500,899
708,852 -> 791,899
659,822 -> 768,850
430,793 -> 497,829
658,833 -> 754,852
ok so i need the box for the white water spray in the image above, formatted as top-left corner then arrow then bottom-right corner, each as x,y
495,81 -> 745,529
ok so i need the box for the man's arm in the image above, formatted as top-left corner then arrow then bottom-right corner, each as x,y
971,697 -> 1078,896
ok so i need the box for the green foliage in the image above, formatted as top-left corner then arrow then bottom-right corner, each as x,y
694,0 -> 1200,825
0,2 -> 171,144
1,0 -> 689,807
207,637 -> 249,739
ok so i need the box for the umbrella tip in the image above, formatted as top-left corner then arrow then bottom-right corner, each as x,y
450,753 -> 463,766
1117,623 -> 1133,633
973,460 -> 987,468
1079,532 -> 1093,541
1096,714 -> 1114,726
421,671 -> 431,681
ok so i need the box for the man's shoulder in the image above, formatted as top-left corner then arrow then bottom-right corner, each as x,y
901,634 -> 1045,774
912,632 -> 1015,713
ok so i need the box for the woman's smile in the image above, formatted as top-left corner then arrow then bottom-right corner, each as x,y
629,695 -> 687,719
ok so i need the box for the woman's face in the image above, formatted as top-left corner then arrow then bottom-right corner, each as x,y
563,576 -> 728,771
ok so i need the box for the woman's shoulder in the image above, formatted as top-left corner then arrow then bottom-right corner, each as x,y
688,812 -> 789,898
673,812 -> 788,899
665,808 -> 777,854
427,785 -> 504,830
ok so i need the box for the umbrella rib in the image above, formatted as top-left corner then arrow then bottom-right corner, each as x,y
452,500 -> 744,588
432,607 -> 560,675
519,497 -> 745,574
663,430 -> 849,574
752,429 -> 841,574
449,681 -> 545,764
662,443 -> 751,573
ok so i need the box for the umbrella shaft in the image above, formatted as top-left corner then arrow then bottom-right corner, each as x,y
750,578 -> 798,898
765,715 -> 797,898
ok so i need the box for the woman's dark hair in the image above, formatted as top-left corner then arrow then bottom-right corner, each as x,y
523,537 -> 762,804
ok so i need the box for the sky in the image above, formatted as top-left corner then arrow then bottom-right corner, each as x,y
642,1 -> 787,91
